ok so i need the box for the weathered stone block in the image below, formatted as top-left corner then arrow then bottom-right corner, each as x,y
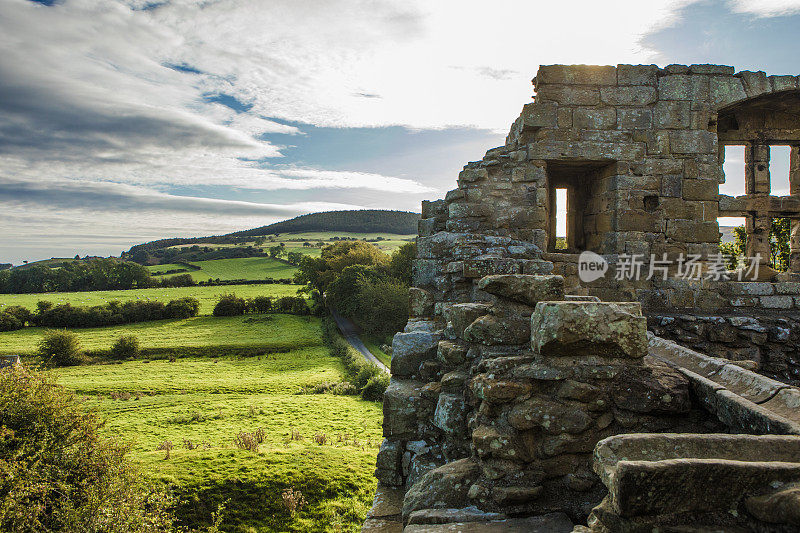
659,75 -> 707,100
653,100 -> 691,129
445,303 -> 491,338
669,130 -> 716,154
531,301 -> 647,358
433,393 -> 466,435
375,439 -> 404,485
464,312 -> 531,345
520,102 -> 558,130
761,295 -> 794,309
689,64 -> 735,75
737,70 -> 770,98
666,220 -> 719,243
437,341 -> 468,365
508,398 -> 593,433
537,64 -> 617,86
471,376 -> 532,403
458,168 -> 488,183
611,358 -> 691,413
617,64 -> 658,86
391,331 -> 441,377
770,75 -> 799,92
383,378 -> 425,438
472,425 -> 529,461
661,174 -> 682,197
682,178 -> 719,200
463,258 -> 521,278
409,287 -> 435,317
710,76 -> 747,107
600,86 -> 657,106
402,458 -> 483,519
538,85 -> 600,105
573,107 -> 616,130
477,274 -> 564,306
617,108 -> 652,129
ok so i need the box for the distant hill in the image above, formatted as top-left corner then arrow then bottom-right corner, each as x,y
126,209 -> 420,255
720,226 -> 739,244
231,210 -> 420,237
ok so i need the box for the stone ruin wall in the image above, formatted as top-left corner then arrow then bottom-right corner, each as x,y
416,63 -> 800,386
367,64 -> 800,532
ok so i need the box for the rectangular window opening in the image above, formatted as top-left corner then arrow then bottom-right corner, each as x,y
721,145 -> 746,196
555,188 -> 567,250
718,216 -> 746,270
770,145 -> 791,196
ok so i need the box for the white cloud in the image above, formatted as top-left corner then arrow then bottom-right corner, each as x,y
728,0 -> 800,16
5,0 -> 792,262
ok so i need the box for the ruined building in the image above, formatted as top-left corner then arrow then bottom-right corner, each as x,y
364,64 -> 800,532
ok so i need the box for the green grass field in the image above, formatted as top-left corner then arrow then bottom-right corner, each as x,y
0,284 -> 301,316
0,314 -> 319,355
165,232 -> 414,257
149,257 -> 298,282
53,341 -> 381,532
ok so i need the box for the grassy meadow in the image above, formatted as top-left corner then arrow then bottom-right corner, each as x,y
149,257 -> 298,282
0,283 -> 301,316
0,254 -> 388,531
0,314 -> 320,355
55,343 -> 382,532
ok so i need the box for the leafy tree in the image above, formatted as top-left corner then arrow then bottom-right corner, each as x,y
354,278 -> 409,336
286,252 -> 303,265
771,218 -> 790,271
327,265 -> 387,318
293,241 -> 390,295
268,246 -> 285,259
389,241 -> 416,284
0,312 -> 22,332
110,335 -> 140,359
0,366 -> 180,532
37,329 -> 83,366
213,294 -> 246,317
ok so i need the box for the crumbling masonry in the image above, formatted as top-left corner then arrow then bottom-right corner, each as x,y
364,64 -> 800,533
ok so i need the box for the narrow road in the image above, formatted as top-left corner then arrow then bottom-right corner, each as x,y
330,309 -> 390,373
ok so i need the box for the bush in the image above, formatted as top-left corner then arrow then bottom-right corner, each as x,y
250,296 -> 273,314
0,365 -> 178,531
165,297 -> 200,319
37,329 -> 83,366
213,294 -> 246,317
34,298 -> 198,329
0,312 -> 22,332
361,373 -> 389,401
2,306 -> 32,326
110,335 -> 141,359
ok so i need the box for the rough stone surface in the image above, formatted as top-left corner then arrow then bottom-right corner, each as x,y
477,274 -> 565,306
366,63 -> 800,533
531,302 -> 648,358
391,331 -> 441,377
402,459 -> 482,520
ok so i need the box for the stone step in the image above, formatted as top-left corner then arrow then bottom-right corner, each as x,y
648,333 -> 800,434
593,433 -> 800,517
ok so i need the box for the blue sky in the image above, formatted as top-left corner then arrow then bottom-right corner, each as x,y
1,0 -> 799,263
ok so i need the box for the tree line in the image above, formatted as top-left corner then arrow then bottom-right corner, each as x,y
293,240 -> 415,338
0,258 -> 196,294
0,297 -> 201,331
231,209 -> 420,237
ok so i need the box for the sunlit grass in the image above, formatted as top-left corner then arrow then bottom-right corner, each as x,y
0,284 -> 301,316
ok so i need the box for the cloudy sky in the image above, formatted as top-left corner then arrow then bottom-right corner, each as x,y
1,0 -> 799,263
